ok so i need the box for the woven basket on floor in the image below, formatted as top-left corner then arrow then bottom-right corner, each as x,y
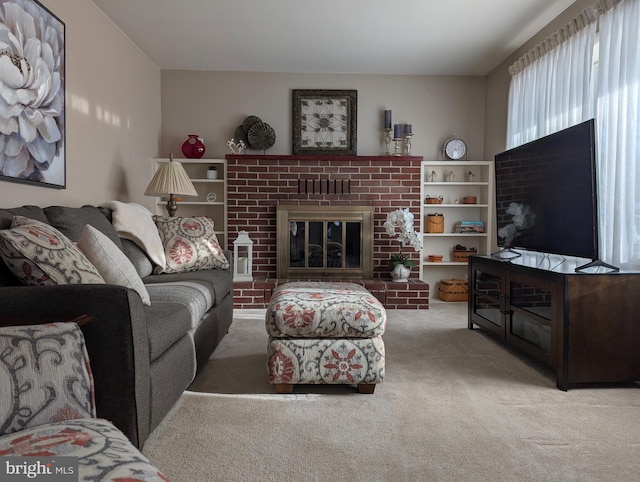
438,279 -> 468,302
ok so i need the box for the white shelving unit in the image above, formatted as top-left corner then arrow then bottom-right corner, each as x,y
420,160 -> 494,301
151,158 -> 228,247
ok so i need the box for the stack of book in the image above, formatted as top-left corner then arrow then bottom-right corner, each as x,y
454,221 -> 485,233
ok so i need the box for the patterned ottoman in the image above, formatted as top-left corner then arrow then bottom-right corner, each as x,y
266,282 -> 386,394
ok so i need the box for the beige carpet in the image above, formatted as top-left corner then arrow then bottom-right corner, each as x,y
143,305 -> 640,481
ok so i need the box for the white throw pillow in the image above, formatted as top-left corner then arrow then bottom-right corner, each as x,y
78,225 -> 151,305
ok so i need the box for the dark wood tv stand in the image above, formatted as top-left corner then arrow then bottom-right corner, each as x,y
468,255 -> 640,390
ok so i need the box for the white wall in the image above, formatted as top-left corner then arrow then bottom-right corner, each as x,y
0,0 -> 161,209
161,71 -> 487,162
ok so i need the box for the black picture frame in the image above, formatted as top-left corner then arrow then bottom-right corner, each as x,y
0,0 -> 66,189
292,89 -> 357,156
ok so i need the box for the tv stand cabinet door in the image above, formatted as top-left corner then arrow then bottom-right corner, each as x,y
505,270 -> 561,373
468,257 -> 506,338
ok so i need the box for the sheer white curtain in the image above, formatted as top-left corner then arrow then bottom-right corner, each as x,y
596,0 -> 640,268
506,13 -> 597,149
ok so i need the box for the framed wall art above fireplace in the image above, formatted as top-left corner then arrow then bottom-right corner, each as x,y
0,0 -> 66,189
292,89 -> 357,156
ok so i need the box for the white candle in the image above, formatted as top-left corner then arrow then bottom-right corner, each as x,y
238,257 -> 248,274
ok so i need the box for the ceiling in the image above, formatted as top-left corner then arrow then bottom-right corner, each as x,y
91,0 -> 575,76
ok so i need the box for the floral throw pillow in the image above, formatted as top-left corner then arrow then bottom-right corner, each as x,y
153,216 -> 229,273
0,322 -> 96,437
0,216 -> 105,286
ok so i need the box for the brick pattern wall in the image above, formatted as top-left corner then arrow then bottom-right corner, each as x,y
225,154 -> 429,309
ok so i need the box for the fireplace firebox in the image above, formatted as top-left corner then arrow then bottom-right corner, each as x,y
276,205 -> 374,279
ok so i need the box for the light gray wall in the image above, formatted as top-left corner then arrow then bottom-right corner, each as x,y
0,1 -> 586,212
0,0 -> 161,209
161,71 -> 487,162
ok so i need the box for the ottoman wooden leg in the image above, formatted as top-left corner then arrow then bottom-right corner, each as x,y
357,383 -> 376,394
275,384 -> 293,394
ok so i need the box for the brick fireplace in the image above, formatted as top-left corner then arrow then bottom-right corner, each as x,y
225,154 -> 429,309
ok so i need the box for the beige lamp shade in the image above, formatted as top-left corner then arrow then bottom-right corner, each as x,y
144,157 -> 198,197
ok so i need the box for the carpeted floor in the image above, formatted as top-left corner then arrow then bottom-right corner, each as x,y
143,304 -> 640,481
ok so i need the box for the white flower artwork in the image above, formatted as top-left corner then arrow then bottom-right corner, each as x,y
0,0 -> 65,188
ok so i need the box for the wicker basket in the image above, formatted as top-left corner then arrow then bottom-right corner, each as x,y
452,247 -> 477,262
439,279 -> 469,302
427,254 -> 443,262
425,213 -> 445,233
425,195 -> 444,204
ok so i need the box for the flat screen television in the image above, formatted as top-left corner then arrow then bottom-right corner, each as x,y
494,119 -> 599,262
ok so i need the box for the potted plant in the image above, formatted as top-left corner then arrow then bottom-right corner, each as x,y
207,164 -> 218,180
384,208 -> 423,282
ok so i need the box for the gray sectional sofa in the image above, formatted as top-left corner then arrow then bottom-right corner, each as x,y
0,205 -> 234,448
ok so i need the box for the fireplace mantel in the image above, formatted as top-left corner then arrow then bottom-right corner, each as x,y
225,154 -> 423,162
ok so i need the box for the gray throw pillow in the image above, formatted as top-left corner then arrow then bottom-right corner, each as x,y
78,225 -> 151,305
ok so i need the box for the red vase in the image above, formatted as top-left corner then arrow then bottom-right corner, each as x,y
182,134 -> 205,159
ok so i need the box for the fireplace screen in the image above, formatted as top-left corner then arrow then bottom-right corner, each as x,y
277,205 -> 373,278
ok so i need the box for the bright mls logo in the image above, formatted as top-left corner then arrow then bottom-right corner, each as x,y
1,457 -> 77,481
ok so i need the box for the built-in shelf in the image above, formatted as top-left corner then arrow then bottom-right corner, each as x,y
151,158 -> 228,247
420,160 -> 494,301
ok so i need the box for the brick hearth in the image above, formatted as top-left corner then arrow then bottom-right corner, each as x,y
225,154 -> 429,309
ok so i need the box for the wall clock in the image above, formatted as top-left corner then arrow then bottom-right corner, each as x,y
443,137 -> 467,160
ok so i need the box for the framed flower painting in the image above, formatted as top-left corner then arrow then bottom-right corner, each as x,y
0,0 -> 65,188
292,89 -> 357,156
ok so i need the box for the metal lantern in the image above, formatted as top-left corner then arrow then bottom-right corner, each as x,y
233,230 -> 253,282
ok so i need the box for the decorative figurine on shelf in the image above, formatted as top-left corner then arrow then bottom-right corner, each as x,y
467,170 -> 474,182
227,138 -> 246,154
430,170 -> 437,182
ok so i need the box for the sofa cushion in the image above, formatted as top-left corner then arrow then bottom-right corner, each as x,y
0,322 -> 96,437
0,206 -> 48,228
0,216 -> 105,286
143,301 -> 192,361
121,238 -> 154,278
0,418 -> 168,480
44,205 -> 124,249
153,216 -> 229,273
77,225 -> 151,305
144,268 -> 232,308
146,281 -> 214,331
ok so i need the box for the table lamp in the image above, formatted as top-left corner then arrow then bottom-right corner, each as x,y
144,154 -> 198,216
